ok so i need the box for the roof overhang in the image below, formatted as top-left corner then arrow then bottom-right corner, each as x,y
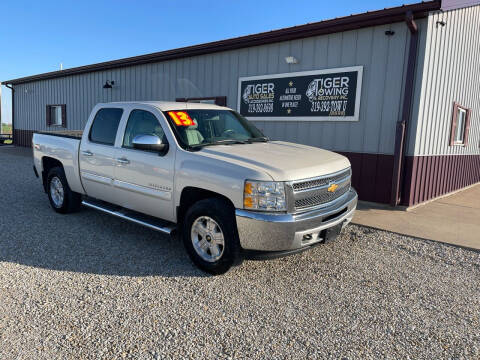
2,1 -> 441,86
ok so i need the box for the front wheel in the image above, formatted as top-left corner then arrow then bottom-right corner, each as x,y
182,198 -> 242,275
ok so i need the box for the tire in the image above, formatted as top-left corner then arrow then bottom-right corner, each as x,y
182,198 -> 242,275
46,166 -> 82,214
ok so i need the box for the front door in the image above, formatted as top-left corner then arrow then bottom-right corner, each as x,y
113,109 -> 175,222
79,107 -> 124,203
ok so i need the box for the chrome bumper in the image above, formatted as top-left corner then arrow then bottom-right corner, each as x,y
235,189 -> 357,252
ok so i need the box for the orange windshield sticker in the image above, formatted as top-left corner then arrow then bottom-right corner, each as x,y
168,111 -> 195,126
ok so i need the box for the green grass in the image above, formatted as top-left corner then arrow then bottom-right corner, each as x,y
1,123 -> 12,144
1,123 -> 12,135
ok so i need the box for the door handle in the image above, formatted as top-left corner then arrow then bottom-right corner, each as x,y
82,150 -> 93,157
116,157 -> 130,165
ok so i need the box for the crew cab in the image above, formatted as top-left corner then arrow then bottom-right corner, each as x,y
32,101 -> 357,274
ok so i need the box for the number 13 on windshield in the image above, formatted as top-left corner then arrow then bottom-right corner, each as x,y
168,111 -> 195,126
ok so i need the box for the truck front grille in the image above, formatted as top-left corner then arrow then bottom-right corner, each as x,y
292,168 -> 351,192
292,168 -> 351,211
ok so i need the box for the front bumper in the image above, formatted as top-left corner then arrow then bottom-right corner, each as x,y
235,188 -> 357,252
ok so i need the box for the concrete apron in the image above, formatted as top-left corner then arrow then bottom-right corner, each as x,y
352,183 -> 480,250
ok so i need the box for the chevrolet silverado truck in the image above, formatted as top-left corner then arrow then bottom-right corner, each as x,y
32,101 -> 357,274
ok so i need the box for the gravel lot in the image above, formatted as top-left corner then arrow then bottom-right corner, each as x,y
0,146 -> 479,359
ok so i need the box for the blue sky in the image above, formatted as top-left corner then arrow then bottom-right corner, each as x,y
0,0 -> 409,124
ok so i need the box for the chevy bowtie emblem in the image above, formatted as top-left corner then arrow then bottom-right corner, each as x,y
327,183 -> 339,193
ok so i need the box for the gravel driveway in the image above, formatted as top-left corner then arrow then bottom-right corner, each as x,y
0,147 -> 479,359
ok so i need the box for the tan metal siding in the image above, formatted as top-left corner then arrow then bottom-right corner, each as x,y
247,22 -> 410,155
14,21 -> 411,155
412,5 -> 480,156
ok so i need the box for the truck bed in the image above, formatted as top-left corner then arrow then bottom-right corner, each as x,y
36,130 -> 83,140
33,131 -> 84,195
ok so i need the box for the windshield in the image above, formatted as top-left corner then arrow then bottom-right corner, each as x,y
163,109 -> 267,149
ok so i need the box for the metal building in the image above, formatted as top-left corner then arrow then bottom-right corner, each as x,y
2,0 -> 480,206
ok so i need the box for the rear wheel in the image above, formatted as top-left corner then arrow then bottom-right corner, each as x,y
47,167 -> 82,214
182,198 -> 241,275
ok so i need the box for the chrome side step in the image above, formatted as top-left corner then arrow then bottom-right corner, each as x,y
82,199 -> 176,235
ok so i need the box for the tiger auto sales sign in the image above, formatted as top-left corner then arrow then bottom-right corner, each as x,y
238,66 -> 363,121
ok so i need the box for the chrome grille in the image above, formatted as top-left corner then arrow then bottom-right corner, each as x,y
291,168 -> 351,211
294,180 -> 350,210
292,168 -> 351,192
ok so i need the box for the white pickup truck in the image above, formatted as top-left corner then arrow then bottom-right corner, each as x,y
33,101 -> 357,274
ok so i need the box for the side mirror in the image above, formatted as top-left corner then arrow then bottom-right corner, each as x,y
132,134 -> 169,155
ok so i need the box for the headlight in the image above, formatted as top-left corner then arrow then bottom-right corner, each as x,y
244,180 -> 286,211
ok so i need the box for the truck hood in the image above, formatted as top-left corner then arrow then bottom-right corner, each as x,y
197,141 -> 350,181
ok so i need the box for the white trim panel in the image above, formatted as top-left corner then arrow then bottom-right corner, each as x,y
112,179 -> 172,201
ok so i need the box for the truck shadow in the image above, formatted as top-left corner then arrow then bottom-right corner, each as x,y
0,204 -> 210,278
0,152 -> 209,278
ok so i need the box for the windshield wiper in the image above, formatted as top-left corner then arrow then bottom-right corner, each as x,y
214,139 -> 251,145
188,137 -> 268,150
189,139 -> 250,148
248,136 -> 269,142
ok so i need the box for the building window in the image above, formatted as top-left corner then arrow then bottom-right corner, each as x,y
450,103 -> 471,146
46,104 -> 66,127
51,106 -> 62,126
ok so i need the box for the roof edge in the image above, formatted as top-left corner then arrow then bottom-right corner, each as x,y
2,1 -> 441,85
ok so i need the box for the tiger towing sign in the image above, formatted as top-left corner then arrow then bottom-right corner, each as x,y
237,66 -> 363,122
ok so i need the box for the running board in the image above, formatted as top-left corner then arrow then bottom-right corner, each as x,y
82,199 -> 176,235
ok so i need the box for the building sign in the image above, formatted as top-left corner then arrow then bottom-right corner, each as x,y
237,66 -> 363,121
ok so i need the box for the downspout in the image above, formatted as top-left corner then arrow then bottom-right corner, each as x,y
4,83 -> 14,145
390,11 -> 418,206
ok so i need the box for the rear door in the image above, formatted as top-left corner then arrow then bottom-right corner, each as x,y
113,107 -> 176,222
79,107 -> 125,203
